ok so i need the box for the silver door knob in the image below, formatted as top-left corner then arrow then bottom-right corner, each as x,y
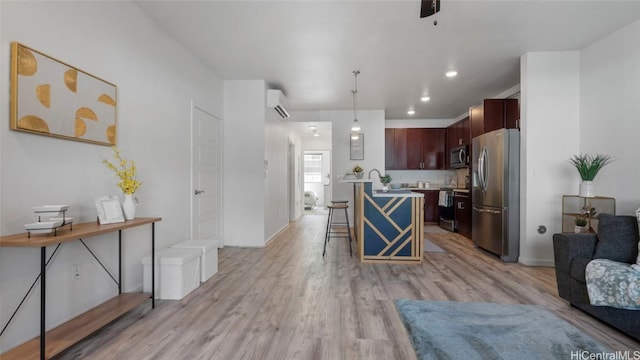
195,190 -> 205,195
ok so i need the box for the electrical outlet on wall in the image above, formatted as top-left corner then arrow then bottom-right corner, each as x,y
72,264 -> 81,282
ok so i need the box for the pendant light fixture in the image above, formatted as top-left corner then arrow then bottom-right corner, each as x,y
350,70 -> 361,140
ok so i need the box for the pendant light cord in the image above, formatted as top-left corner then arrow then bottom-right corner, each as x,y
352,70 -> 359,121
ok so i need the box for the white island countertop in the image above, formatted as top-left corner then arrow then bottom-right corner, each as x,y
340,179 -> 372,183
372,189 -> 424,198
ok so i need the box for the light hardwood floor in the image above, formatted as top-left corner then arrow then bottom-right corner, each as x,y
58,215 -> 639,359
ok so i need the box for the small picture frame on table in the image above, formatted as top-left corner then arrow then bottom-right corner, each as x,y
95,195 -> 124,224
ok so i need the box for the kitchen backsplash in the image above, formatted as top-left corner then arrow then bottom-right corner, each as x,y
384,168 -> 470,188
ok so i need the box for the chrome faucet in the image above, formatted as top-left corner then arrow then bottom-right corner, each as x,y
368,168 -> 381,180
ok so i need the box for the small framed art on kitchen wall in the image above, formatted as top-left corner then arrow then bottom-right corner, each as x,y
350,134 -> 364,160
10,42 -> 118,146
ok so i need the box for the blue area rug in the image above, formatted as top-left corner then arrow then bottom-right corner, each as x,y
394,300 -> 610,360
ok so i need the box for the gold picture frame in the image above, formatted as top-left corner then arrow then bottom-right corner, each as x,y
10,42 -> 117,146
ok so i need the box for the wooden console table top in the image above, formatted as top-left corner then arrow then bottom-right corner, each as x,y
0,217 -> 162,247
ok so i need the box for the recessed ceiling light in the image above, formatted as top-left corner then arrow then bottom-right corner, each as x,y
446,70 -> 458,78
421,96 -> 430,102
309,126 -> 317,131
407,109 -> 416,116
313,132 -> 319,137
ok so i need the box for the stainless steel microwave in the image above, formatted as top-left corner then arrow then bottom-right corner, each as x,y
450,145 -> 468,168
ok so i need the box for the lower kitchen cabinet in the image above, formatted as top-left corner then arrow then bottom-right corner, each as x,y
454,192 -> 471,238
413,190 -> 439,223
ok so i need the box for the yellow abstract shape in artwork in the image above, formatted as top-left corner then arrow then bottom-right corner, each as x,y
17,47 -> 37,76
76,107 -> 98,121
17,115 -> 50,133
64,69 -> 77,92
98,94 -> 116,106
106,125 -> 116,144
36,84 -> 51,108
75,118 -> 87,137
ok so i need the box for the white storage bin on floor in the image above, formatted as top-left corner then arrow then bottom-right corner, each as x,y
141,248 -> 201,300
171,239 -> 218,282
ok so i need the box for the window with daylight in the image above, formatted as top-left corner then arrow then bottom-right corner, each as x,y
304,154 -> 323,183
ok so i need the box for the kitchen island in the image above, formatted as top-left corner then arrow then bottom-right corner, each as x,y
345,180 -> 424,264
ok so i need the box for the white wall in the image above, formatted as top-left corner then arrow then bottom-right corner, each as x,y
286,129 -> 304,221
334,110 -> 386,221
580,19 -> 640,215
301,133 -> 332,151
520,20 -> 640,266
520,52 -> 581,266
264,110 -> 290,242
223,81 -> 266,247
0,1 -> 223,352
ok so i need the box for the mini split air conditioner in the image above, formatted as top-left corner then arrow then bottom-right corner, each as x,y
267,89 -> 290,119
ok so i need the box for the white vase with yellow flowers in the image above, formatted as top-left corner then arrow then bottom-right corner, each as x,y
103,147 -> 141,220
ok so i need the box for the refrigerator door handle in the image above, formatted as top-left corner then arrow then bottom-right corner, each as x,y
478,147 -> 488,192
472,206 -> 501,215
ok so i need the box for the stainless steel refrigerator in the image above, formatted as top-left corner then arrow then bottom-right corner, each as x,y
471,128 -> 520,262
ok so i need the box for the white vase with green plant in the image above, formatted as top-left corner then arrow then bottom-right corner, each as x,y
569,154 -> 612,198
574,215 -> 588,233
379,174 -> 392,191
352,165 -> 364,179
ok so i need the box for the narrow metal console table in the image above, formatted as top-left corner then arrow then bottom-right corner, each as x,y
0,217 -> 161,360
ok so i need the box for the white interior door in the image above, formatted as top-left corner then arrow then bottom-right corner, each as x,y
191,103 -> 223,248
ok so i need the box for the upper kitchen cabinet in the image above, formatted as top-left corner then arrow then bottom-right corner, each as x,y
385,128 -> 407,170
470,99 -> 520,139
406,128 -> 446,170
446,117 -> 470,169
446,117 -> 470,149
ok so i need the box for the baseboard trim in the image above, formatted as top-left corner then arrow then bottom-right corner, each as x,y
265,223 -> 289,245
519,258 -> 555,267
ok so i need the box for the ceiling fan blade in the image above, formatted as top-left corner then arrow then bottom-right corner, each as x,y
420,0 -> 441,18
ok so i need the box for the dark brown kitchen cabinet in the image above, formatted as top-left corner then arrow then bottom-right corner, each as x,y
412,190 -> 439,223
454,192 -> 471,238
385,128 -> 407,170
446,117 -> 470,168
406,128 -> 446,170
470,99 -> 519,139
447,116 -> 470,148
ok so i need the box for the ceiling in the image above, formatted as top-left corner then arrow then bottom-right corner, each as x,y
135,1 -> 640,120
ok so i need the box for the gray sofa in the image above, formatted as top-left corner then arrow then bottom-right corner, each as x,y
553,213 -> 640,341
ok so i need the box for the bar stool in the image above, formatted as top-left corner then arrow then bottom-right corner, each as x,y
322,202 -> 353,257
328,200 -> 349,225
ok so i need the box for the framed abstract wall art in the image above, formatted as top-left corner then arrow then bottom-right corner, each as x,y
10,42 -> 117,146
350,133 -> 364,160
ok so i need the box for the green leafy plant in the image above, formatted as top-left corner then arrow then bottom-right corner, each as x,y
352,165 -> 363,173
379,174 -> 392,185
574,216 -> 588,227
569,154 -> 612,181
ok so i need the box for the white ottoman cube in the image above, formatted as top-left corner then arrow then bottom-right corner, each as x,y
171,239 -> 218,282
142,248 -> 201,300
